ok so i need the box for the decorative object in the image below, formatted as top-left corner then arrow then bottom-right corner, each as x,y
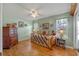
18,21 -> 24,27
59,29 -> 64,39
42,23 -> 49,29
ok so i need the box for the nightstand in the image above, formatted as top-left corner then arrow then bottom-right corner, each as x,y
56,38 -> 65,48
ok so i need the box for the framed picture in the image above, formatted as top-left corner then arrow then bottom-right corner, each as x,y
18,21 -> 24,27
24,24 -> 27,26
42,23 -> 49,29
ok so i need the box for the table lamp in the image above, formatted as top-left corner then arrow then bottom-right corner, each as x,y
59,29 -> 64,39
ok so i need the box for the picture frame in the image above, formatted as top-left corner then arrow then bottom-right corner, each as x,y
18,21 -> 24,27
42,23 -> 49,29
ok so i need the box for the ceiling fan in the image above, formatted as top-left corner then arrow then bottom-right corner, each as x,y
30,9 -> 41,18
18,4 -> 42,18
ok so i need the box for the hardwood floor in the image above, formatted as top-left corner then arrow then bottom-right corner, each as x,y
3,40 -> 78,56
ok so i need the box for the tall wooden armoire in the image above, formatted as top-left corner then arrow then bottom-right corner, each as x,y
3,24 -> 18,49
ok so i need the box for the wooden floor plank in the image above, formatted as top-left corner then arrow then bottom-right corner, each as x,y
3,40 -> 78,56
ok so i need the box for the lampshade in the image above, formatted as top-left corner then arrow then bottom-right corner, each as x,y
59,29 -> 64,35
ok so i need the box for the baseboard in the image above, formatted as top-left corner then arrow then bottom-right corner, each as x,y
65,45 -> 74,49
18,39 -> 30,42
18,38 -> 30,41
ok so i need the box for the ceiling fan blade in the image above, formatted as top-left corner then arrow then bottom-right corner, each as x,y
37,12 -> 42,16
26,14 -> 32,17
17,4 -> 31,12
34,5 -> 43,11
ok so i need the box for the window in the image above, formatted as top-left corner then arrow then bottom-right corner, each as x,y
34,23 -> 38,31
56,18 -> 68,31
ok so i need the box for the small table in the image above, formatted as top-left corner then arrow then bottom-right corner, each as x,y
56,38 -> 65,48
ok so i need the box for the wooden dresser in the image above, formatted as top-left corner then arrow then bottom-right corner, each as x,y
0,52 -> 2,56
3,24 -> 18,49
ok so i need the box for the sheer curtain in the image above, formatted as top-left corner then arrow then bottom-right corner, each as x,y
76,11 -> 79,49
56,18 -> 68,40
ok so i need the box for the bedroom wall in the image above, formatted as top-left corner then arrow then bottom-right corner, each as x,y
3,4 -> 33,41
75,4 -> 79,49
36,12 -> 74,47
3,17 -> 32,41
73,4 -> 79,49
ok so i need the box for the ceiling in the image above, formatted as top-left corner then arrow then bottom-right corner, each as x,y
3,3 -> 71,21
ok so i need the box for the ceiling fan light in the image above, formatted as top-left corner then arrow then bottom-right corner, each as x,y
31,14 -> 36,18
29,9 -> 40,18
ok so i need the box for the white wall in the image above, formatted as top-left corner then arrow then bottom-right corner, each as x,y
18,24 -> 32,41
0,3 -> 2,52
